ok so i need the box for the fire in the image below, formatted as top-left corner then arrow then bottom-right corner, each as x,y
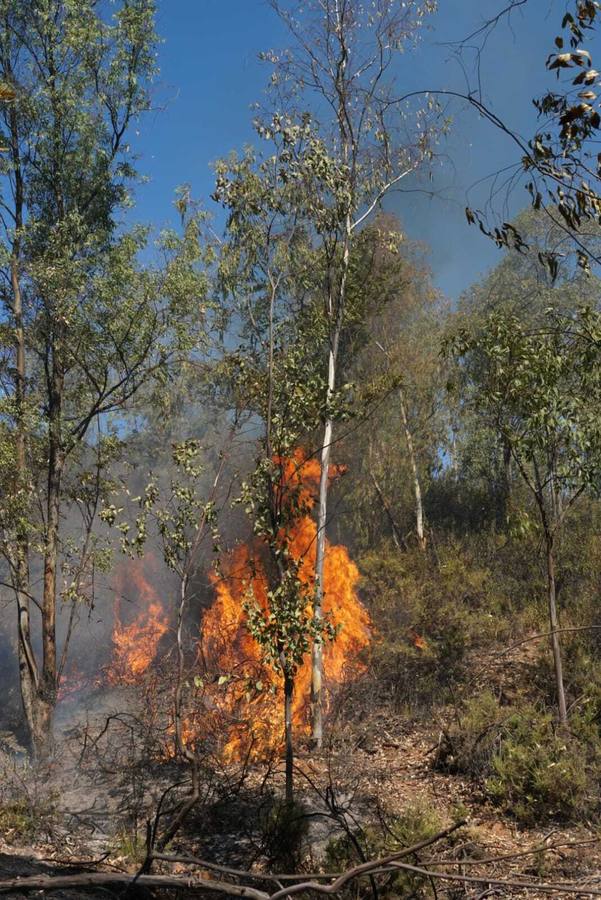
199,450 -> 370,760
108,556 -> 169,685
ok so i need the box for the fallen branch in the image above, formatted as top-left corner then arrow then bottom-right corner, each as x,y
153,820 -> 465,883
4,820 -> 600,898
0,871 -> 270,898
497,625 -> 601,657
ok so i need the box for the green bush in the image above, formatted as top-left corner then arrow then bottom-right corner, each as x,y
487,710 -> 592,824
436,691 -> 507,777
437,694 -> 601,825
359,543 -> 498,712
324,802 -> 447,899
257,797 -> 309,869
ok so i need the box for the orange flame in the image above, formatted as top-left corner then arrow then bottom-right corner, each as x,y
108,556 -> 169,685
199,450 -> 370,761
408,628 -> 428,651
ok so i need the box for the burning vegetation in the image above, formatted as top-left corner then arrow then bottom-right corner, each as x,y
200,451 -> 371,761
108,557 -> 170,686
58,453 -> 370,768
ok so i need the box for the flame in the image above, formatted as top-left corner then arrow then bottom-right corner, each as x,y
199,450 -> 370,761
408,628 -> 428,651
108,556 -> 169,685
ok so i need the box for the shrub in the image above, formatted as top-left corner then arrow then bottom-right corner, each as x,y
257,797 -> 309,870
487,711 -> 591,824
436,695 -> 601,825
359,543 -> 497,712
324,802 -> 448,898
0,758 -> 58,844
436,691 -> 507,778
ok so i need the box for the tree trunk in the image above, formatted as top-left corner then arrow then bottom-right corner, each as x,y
546,536 -> 568,727
35,360 -> 65,759
501,440 -> 512,524
398,386 -> 426,551
284,671 -> 294,807
311,201 -> 350,747
7,91 -> 42,752
311,396 -> 333,750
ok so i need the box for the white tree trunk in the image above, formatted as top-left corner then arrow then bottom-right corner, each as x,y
398,387 -> 426,551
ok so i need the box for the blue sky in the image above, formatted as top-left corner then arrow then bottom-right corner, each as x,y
130,1 -> 578,301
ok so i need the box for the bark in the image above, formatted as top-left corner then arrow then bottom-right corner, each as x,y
0,872 -> 270,898
311,297 -> 343,748
6,76 -> 43,752
34,361 -> 65,758
398,386 -> 426,552
284,670 -> 294,807
501,440 -> 512,522
13,248 -> 39,747
546,535 -> 568,727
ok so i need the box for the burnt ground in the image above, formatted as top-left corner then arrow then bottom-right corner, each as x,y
0,851 -> 122,899
1,640 -> 601,897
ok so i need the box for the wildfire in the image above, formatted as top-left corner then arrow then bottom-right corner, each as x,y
108,556 -> 170,685
199,450 -> 370,761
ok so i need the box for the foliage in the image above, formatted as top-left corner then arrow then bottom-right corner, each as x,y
359,543 -> 496,711
0,0 -> 213,754
324,802 -> 447,899
465,3 -> 601,274
257,796 -> 309,870
448,306 -> 601,498
438,693 -> 601,825
487,710 -> 594,825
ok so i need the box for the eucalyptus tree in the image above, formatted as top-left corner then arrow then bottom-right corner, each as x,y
263,0 -> 441,747
349,219 -> 446,554
457,1 -> 601,275
214,133 -> 333,803
0,0 -> 207,757
449,307 -> 601,726
454,210 -> 601,523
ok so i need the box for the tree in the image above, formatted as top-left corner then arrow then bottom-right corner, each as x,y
357,223 -> 446,553
214,137 -> 333,803
107,436 -> 226,848
453,209 -> 601,525
264,0 -> 441,747
452,1 -> 601,275
449,306 -> 601,725
0,0 -> 206,758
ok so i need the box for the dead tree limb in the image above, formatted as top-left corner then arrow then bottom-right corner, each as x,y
0,872 -> 270,897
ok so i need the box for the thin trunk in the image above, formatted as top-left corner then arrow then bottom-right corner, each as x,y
158,573 -> 200,851
311,192 -> 350,747
502,440 -> 512,522
7,79 -> 42,751
546,534 -> 568,726
284,671 -> 294,807
13,251 -> 39,745
311,399 -> 332,749
38,370 -> 64,758
311,312 -> 342,748
369,469 -> 404,553
398,386 -> 426,552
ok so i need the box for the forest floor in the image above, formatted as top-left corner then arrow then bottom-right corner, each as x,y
1,639 -> 601,896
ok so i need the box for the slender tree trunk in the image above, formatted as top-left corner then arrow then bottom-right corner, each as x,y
311,388 -> 333,749
398,386 -> 426,551
36,368 -> 65,758
501,440 -> 512,523
311,301 -> 343,748
546,534 -> 568,727
284,670 -> 294,806
12,251 -> 40,749
7,85 -> 43,752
